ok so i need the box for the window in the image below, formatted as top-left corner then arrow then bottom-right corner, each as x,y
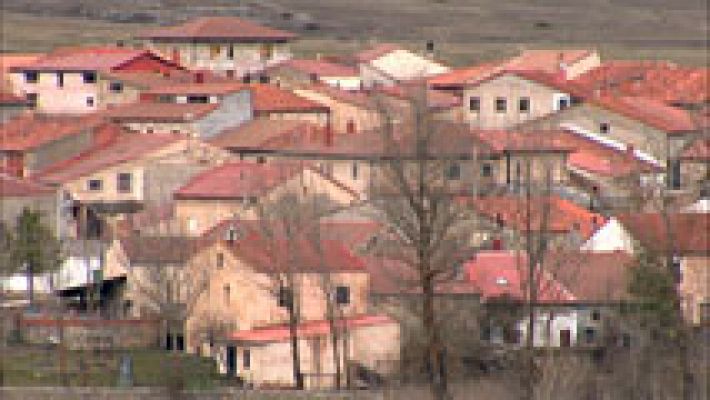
584,328 -> 596,344
110,81 -> 123,93
117,172 -> 132,193
242,74 -> 252,84
591,310 -> 601,321
671,255 -> 682,283
210,45 -> 221,60
352,162 -> 359,180
223,284 -> 231,305
83,72 -> 96,84
260,44 -> 274,59
495,97 -> 507,113
599,122 -> 610,134
187,95 -> 210,104
447,163 -> 461,180
278,287 -> 293,309
56,72 -> 64,88
87,179 -> 102,191
335,286 -> 350,305
216,252 -> 224,269
25,93 -> 38,109
700,303 -> 710,324
259,75 -> 269,84
243,349 -> 251,370
558,97 -> 569,110
481,163 -> 493,177
24,71 -> 38,83
256,156 -> 266,164
227,44 -> 234,60
469,97 -> 480,112
86,97 -> 95,107
518,97 -> 530,113
669,160 -> 682,190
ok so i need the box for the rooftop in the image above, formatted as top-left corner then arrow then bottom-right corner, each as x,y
471,129 -> 576,154
615,213 -> 710,255
104,102 -> 220,123
269,58 -> 358,77
0,114 -> 106,152
10,47 -> 179,73
588,95 -> 698,133
0,173 -> 54,197
137,16 -> 297,42
208,119 -> 318,150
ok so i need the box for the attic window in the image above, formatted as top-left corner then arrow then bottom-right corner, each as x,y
599,122 -> 610,134
24,71 -> 38,83
87,179 -> 103,191
495,97 -> 507,113
518,97 -> 530,113
110,81 -> 123,93
83,72 -> 96,84
469,96 -> 480,112
495,277 -> 509,286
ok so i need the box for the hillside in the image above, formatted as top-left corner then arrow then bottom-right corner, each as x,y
1,0 -> 707,65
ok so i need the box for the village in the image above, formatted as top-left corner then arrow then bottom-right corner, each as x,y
0,13 -> 708,400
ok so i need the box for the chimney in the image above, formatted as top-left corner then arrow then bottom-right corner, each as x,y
194,72 -> 205,84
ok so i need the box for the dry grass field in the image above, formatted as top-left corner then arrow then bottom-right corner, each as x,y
0,0 -> 707,65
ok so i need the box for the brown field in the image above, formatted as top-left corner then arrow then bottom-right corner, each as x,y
0,0 -> 707,66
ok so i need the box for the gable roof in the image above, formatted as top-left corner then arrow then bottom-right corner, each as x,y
173,161 -> 305,200
0,90 -> 27,106
0,173 -> 54,197
104,102 -> 220,123
249,84 -> 329,114
465,69 -> 589,97
0,114 -> 107,152
471,129 -> 576,154
465,195 -> 604,239
506,49 -> 596,74
615,213 -> 710,255
11,47 -> 180,73
208,119 -> 317,150
36,132 -> 181,184
427,61 -> 504,90
137,17 -> 296,42
269,59 -> 358,77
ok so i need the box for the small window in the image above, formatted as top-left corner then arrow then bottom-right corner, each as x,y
171,129 -> 181,135
278,287 -> 293,309
495,97 -> 507,113
335,286 -> 350,305
243,349 -> 251,370
56,73 -> 64,88
558,97 -> 570,110
248,196 -> 257,205
352,162 -> 359,180
83,72 -> 96,84
242,74 -> 252,84
216,252 -> 224,269
117,172 -> 132,193
259,75 -> 269,84
87,179 -> 102,191
518,97 -> 530,113
24,71 -> 38,83
669,160 -> 682,190
469,96 -> 480,112
447,163 -> 461,180
224,284 -> 231,305
591,310 -> 601,321
584,328 -> 596,344
480,326 -> 491,341
187,95 -> 210,104
110,81 -> 123,93
256,156 -> 266,164
146,128 -> 154,134
210,45 -> 221,60
227,45 -> 234,60
599,122 -> 610,134
25,93 -> 38,109
481,163 -> 493,177
86,97 -> 95,107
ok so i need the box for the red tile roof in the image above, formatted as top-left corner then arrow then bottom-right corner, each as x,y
295,84 -> 376,110
105,102 -> 219,122
228,315 -> 394,343
174,161 -> 305,200
680,138 -> 710,162
0,90 -> 26,106
208,119 -> 319,150
0,53 -> 44,74
269,59 -> 358,77
0,173 -> 54,197
137,17 -> 296,41
427,61 -> 504,90
143,81 -> 248,96
355,43 -> 402,63
464,69 -> 589,98
465,195 -> 604,238
573,61 -> 709,105
250,84 -> 329,114
506,49 -> 596,74
11,47 -> 177,72
36,132 -> 181,184
0,114 -> 106,151
615,213 -> 710,255
377,84 -> 461,110
588,95 -> 698,133
471,129 -> 576,154
103,70 -> 227,89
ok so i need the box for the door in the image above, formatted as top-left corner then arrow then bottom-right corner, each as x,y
226,346 -> 237,376
559,329 -> 571,347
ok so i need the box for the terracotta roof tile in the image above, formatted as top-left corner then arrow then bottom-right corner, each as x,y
294,84 -> 376,109
506,49 -> 595,74
464,69 -> 589,98
269,59 -> 358,77
12,48 -> 157,72
589,95 -> 698,133
36,132 -> 181,184
174,161 -> 305,200
427,61 -> 504,89
137,17 -> 296,41
616,213 -> 710,255
471,129 -> 576,154
0,114 -> 106,151
0,173 -> 54,197
0,53 -> 44,74
105,102 -> 219,122
250,84 -> 329,113
208,119 -> 318,149
0,91 -> 26,106
464,195 -> 605,239
228,315 -> 393,343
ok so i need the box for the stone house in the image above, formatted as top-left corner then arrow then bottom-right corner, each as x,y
9,46 -> 184,114
582,213 -> 709,325
172,161 -> 359,236
292,85 -> 382,134
136,16 -> 296,79
356,44 -> 449,88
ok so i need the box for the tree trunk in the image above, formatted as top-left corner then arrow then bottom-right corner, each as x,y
328,309 -> 341,389
422,273 -> 448,400
288,307 -> 303,389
